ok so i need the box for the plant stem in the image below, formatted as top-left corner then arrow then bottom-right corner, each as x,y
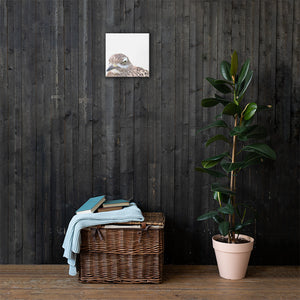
230,115 -> 238,243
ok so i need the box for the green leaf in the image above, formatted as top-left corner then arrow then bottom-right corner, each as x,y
215,79 -> 232,85
201,160 -> 220,169
230,51 -> 238,77
238,70 -> 253,98
221,152 -> 264,172
197,211 -> 218,221
230,125 -> 250,137
235,206 -> 244,221
243,143 -> 276,160
197,120 -> 228,133
213,215 -> 224,224
223,103 -> 241,116
221,161 -> 245,173
230,125 -> 266,141
235,220 -> 253,232
243,102 -> 257,120
214,95 -> 232,106
219,221 -> 230,236
220,61 -> 232,81
234,224 -> 243,231
201,98 -> 219,107
201,98 -> 230,107
218,203 -> 234,215
215,113 -> 223,120
242,126 -> 266,141
238,59 -> 250,85
211,183 -> 235,195
215,94 -> 227,100
213,191 -> 230,203
206,77 -> 232,94
201,152 -> 229,168
205,134 -> 230,147
241,117 -> 254,127
195,167 -> 227,178
242,153 -> 261,168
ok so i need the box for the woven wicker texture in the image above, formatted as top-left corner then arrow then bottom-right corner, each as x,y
78,212 -> 165,283
123,212 -> 165,225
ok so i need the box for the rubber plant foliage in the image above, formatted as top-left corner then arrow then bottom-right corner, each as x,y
196,51 -> 276,243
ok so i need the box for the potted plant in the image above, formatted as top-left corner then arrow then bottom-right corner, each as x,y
196,51 -> 276,280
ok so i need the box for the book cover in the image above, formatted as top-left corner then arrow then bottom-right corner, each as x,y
102,199 -> 131,208
76,195 -> 106,214
97,206 -> 123,212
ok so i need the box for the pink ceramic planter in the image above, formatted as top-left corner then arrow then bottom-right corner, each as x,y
212,234 -> 254,280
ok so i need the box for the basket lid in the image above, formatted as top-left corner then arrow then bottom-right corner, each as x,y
81,212 -> 165,231
123,212 -> 165,226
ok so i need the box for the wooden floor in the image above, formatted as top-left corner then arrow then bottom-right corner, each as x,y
0,265 -> 299,300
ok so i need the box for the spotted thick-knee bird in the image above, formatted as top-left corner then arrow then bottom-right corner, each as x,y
106,53 -> 149,77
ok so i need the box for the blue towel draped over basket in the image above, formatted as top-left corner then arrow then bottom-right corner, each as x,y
62,202 -> 144,275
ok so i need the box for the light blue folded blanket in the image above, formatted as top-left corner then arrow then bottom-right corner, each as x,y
62,202 -> 144,275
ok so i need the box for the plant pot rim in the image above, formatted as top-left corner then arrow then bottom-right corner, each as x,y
212,234 -> 254,253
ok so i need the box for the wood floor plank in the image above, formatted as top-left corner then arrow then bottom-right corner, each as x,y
0,265 -> 299,299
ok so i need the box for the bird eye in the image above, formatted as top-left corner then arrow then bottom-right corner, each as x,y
122,57 -> 128,63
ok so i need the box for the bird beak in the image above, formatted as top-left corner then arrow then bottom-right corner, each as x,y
107,64 -> 116,72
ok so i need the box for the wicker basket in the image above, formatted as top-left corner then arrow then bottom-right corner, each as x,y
77,212 -> 165,283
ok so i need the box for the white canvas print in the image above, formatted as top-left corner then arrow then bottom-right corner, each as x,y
106,33 -> 149,77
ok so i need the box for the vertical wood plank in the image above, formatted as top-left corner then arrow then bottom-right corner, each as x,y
256,0 -> 277,261
133,0 -> 148,210
41,0 -> 53,263
263,0 -> 298,264
258,0 -> 277,116
0,0 -> 8,263
200,0 -> 219,263
193,0 -> 205,264
35,0 -> 52,263
174,0 -> 191,263
174,1 -> 184,262
161,0 -> 176,263
276,0 -> 294,141
181,0 -> 191,262
21,0 -> 36,263
7,0 -> 22,264
143,1 -> 154,211
105,0 -> 121,199
217,0 -> 232,68
147,0 -> 162,212
64,0 -> 80,222
50,0 -> 65,263
78,0 -> 93,204
245,0 -> 260,101
92,0 -> 107,197
231,0 -> 246,57
290,0 -> 300,264
292,0 -> 300,144
119,0 -> 135,200
189,0 -> 199,264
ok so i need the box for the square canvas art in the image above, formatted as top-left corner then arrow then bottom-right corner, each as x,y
106,33 -> 149,78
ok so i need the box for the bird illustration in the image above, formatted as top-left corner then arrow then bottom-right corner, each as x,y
106,53 -> 149,77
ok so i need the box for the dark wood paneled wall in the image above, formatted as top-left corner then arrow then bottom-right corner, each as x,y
0,0 -> 299,264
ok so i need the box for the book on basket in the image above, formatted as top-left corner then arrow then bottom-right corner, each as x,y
76,195 -> 106,214
102,199 -> 131,208
97,206 -> 123,212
